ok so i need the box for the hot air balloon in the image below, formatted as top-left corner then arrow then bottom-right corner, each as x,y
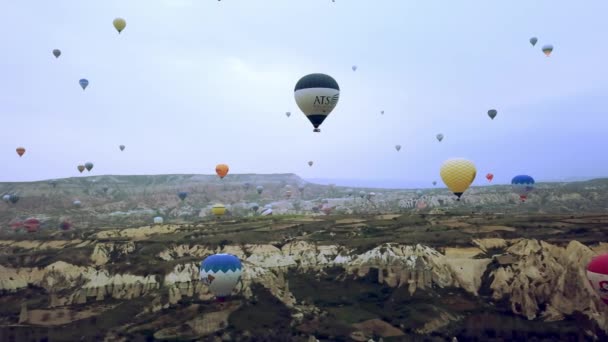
178,192 -> 188,201
529,37 -> 538,46
261,208 -> 273,216
511,175 -> 535,202
294,73 -> 340,132
380,110 -> 384,115
49,180 -> 58,188
215,164 -> 229,179
84,162 -> 94,172
359,191 -> 366,199
243,182 -> 251,191
102,186 -> 109,194
52,49 -> 61,58
352,65 -> 357,71
79,79 -> 89,90
395,145 -> 401,152
113,18 -> 126,33
587,254 -> 608,305
23,218 -> 41,233
432,181 -> 437,186
256,185 -> 264,195
285,190 -> 292,199
16,147 -> 25,157
436,134 -> 444,142
73,200 -> 82,207
298,185 -> 305,193
487,109 -> 497,120
250,203 -> 259,212
486,173 -> 494,182
200,254 -> 242,301
2,194 -> 10,203
9,194 -> 19,204
308,161 -> 313,167
212,204 -> 226,217
77,165 -> 85,173
59,221 -> 72,231
542,44 -> 553,57
119,145 -> 125,151
440,158 -> 477,200
153,216 -> 164,225
285,112 -> 291,118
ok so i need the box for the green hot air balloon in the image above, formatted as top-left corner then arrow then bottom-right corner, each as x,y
294,73 -> 340,132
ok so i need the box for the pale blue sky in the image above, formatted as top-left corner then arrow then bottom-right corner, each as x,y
1,0 -> 606,186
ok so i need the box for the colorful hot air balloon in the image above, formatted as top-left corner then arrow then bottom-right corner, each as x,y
294,73 -> 340,132
216,164 -> 229,179
285,112 -> 291,118
395,145 -> 401,152
352,65 -> 357,71
486,173 -> 494,182
542,44 -> 553,56
487,109 -> 497,120
77,165 -> 85,173
529,37 -> 538,46
440,158 -> 477,200
587,254 -> 608,305
212,204 -> 226,217
153,216 -> 164,225
511,175 -> 535,202
308,161 -> 313,167
52,49 -> 61,58
84,162 -> 94,172
79,79 -> 89,90
16,147 -> 25,157
256,185 -> 264,194
23,218 -> 41,233
436,134 -> 444,142
119,145 -> 125,151
178,192 -> 188,201
200,254 -> 242,301
113,18 -> 126,33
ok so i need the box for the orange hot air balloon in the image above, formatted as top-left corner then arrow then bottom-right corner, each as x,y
77,165 -> 85,173
215,164 -> 229,179
16,147 -> 26,157
486,173 -> 494,182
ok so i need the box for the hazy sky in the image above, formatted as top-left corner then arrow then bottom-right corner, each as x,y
1,0 -> 607,186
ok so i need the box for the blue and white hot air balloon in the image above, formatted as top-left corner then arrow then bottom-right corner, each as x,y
200,254 -> 242,301
511,175 -> 535,202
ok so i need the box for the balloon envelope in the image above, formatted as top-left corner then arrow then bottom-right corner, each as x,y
113,18 -> 126,33
587,254 -> 608,305
200,254 -> 242,299
79,79 -> 89,90
52,49 -> 61,58
215,164 -> 229,179
511,175 -> 535,201
77,165 -> 85,173
16,147 -> 25,157
294,73 -> 340,132
119,145 -> 125,151
436,134 -> 444,142
285,112 -> 291,118
84,162 -> 94,171
352,65 -> 357,71
529,37 -> 538,46
256,186 -> 264,194
486,173 -> 494,182
542,44 -> 553,56
212,204 -> 226,217
487,109 -> 497,120
308,161 -> 313,167
178,192 -> 188,201
153,216 -> 164,224
440,158 -> 477,199
395,145 -> 401,151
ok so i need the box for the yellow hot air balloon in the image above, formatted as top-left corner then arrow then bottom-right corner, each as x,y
215,164 -> 229,179
440,158 -> 476,200
211,204 -> 226,217
113,18 -> 126,33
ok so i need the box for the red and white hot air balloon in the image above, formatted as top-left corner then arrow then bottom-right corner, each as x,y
486,173 -> 494,182
587,254 -> 608,305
